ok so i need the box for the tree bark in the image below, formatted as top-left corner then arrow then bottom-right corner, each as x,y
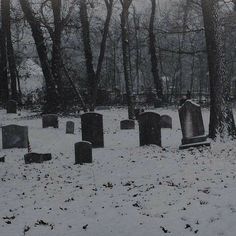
201,0 -> 236,139
149,0 -> 163,102
19,0 -> 59,113
120,0 -> 135,119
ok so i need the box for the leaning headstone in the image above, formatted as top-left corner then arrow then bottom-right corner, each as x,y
120,120 -> 135,130
161,115 -> 172,129
81,112 -> 104,148
138,112 -> 161,147
179,100 -> 210,149
24,153 -> 52,164
2,125 -> 28,149
6,100 -> 17,114
66,121 -> 75,134
75,141 -> 92,164
42,114 -> 58,128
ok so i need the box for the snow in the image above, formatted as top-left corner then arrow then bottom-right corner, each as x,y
0,108 -> 236,236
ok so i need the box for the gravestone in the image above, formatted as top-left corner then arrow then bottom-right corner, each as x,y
138,112 -> 161,147
66,121 -> 75,134
0,156 -> 5,163
6,100 -> 17,114
81,112 -> 104,148
2,125 -> 28,149
161,115 -> 172,129
24,153 -> 52,164
75,141 -> 92,164
120,120 -> 135,130
42,114 -> 58,128
179,100 -> 210,149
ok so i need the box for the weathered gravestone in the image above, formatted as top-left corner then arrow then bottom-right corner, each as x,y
75,141 -> 92,164
66,121 -> 75,134
81,112 -> 104,148
161,115 -> 172,129
2,125 -> 28,149
42,114 -> 58,128
139,112 -> 161,147
6,100 -> 17,114
24,153 -> 52,164
179,100 -> 210,149
120,120 -> 135,130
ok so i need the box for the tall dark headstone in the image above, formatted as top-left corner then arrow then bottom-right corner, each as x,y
6,100 -> 17,114
24,153 -> 52,164
161,115 -> 172,129
120,120 -> 135,130
66,121 -> 75,134
75,141 -> 92,164
179,100 -> 210,149
42,114 -> 59,128
81,112 -> 104,148
2,125 -> 28,149
138,112 -> 161,147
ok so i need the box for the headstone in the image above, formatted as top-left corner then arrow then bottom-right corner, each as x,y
0,156 -> 5,163
66,121 -> 75,134
75,141 -> 92,164
161,115 -> 172,129
6,100 -> 17,114
120,120 -> 135,130
179,100 -> 210,149
2,125 -> 28,149
24,153 -> 52,164
138,112 -> 161,147
81,112 -> 104,148
42,114 -> 58,128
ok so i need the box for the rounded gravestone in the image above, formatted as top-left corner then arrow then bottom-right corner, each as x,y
42,114 -> 59,128
6,100 -> 17,114
120,120 -> 135,130
75,141 -> 92,164
81,112 -> 104,148
66,121 -> 75,134
160,115 -> 172,129
138,112 -> 161,147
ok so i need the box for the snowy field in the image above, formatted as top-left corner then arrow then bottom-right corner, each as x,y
0,108 -> 236,236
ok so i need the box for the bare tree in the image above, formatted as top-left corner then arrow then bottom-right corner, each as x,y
149,0 -> 163,105
79,0 -> 113,111
201,0 -> 236,138
120,0 -> 135,119
19,0 -> 59,113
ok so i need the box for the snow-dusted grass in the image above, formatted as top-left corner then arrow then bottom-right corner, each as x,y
0,108 -> 236,236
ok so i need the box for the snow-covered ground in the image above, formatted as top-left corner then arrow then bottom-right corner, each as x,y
0,108 -> 236,236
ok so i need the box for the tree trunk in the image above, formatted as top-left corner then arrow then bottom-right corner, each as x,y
201,0 -> 236,139
149,0 -> 163,102
3,0 -> 18,101
120,0 -> 135,119
19,0 -> 59,113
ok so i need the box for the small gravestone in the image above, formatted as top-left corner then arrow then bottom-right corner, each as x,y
161,115 -> 172,129
120,120 -> 135,130
0,156 -> 5,163
24,153 -> 52,164
42,114 -> 58,128
81,112 -> 104,148
2,125 -> 28,149
75,141 -> 92,164
179,100 -> 210,149
66,121 -> 75,134
138,112 -> 161,147
6,100 -> 17,114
